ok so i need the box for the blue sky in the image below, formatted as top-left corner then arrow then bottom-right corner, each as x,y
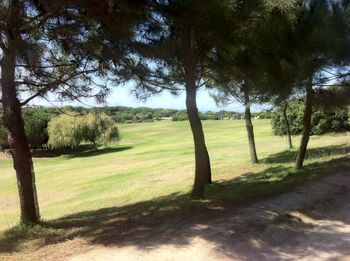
30,83 -> 269,112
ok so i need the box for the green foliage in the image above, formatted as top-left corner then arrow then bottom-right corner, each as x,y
311,108 -> 350,135
171,110 -> 244,121
22,109 -> 51,148
171,111 -> 189,121
48,113 -> 84,149
253,111 -> 272,119
82,113 -> 120,146
1,106 -> 250,149
48,112 -> 119,149
56,106 -> 245,123
75,106 -> 178,123
271,100 -> 350,135
0,108 -> 53,148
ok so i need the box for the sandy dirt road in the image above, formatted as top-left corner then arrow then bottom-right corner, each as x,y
69,171 -> 350,261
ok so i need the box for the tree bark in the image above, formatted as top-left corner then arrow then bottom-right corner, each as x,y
244,105 -> 259,164
185,77 -> 212,199
282,103 -> 293,149
295,77 -> 313,169
1,26 -> 40,224
243,90 -> 259,164
181,27 -> 211,198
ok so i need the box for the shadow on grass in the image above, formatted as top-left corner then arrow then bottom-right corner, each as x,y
261,144 -> 350,164
1,156 -> 349,259
206,156 -> 349,201
31,145 -> 133,159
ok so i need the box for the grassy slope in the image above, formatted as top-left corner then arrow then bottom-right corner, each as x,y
0,119 -> 349,233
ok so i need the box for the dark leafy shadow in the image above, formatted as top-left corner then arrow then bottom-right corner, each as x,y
261,144 -> 350,164
1,156 -> 349,260
31,145 -> 133,159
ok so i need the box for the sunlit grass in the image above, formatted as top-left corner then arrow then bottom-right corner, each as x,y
0,119 -> 349,233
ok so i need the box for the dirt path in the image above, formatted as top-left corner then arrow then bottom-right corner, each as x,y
69,171 -> 350,261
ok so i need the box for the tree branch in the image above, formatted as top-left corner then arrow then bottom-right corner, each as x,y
20,68 -> 98,106
16,63 -> 76,69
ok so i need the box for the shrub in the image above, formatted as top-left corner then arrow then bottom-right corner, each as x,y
48,112 -> 120,149
48,112 -> 84,149
171,111 -> 188,121
271,100 -> 350,136
0,108 -> 51,149
84,113 -> 120,146
22,109 -> 51,147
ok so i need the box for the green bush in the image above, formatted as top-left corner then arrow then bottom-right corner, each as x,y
48,112 -> 84,149
0,108 -> 51,148
48,112 -> 120,149
271,100 -> 350,136
22,109 -> 51,147
82,113 -> 120,146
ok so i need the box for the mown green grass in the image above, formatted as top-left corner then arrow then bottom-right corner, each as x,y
0,119 -> 349,236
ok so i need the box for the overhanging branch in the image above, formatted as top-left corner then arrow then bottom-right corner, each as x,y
19,68 -> 98,106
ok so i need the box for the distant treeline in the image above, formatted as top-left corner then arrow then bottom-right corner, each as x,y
33,106 -> 272,123
0,106 -> 271,149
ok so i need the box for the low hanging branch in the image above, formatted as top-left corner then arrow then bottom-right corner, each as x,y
18,66 -> 101,106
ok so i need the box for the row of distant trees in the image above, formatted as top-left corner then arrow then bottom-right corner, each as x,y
1,104 -> 347,150
0,105 -> 273,150
44,106 -> 272,123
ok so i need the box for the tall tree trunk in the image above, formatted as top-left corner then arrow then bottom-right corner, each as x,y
282,103 -> 293,149
295,77 -> 313,169
244,105 -> 259,164
186,86 -> 212,198
243,90 -> 258,164
182,27 -> 211,198
1,34 -> 40,224
185,78 -> 212,199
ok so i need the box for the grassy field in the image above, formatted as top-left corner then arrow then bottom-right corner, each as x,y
0,119 -> 349,236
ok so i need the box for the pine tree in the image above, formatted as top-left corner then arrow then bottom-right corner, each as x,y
0,0 -> 140,224
126,0 -> 269,198
208,3 -> 297,164
290,0 -> 350,169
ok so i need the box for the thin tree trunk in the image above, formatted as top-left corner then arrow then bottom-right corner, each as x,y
244,105 -> 259,164
182,27 -> 211,198
282,103 -> 293,149
295,77 -> 313,169
1,28 -> 40,224
243,90 -> 258,164
185,78 -> 212,199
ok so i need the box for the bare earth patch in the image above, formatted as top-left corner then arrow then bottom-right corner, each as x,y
69,171 -> 350,261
